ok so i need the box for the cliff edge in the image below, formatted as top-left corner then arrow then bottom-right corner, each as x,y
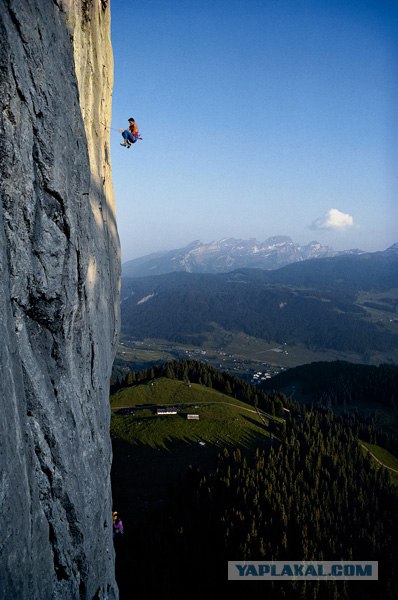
0,0 -> 119,598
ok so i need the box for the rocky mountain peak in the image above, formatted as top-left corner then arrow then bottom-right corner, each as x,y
122,236 -> 359,278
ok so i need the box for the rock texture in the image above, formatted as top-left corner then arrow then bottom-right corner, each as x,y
0,1 -> 119,598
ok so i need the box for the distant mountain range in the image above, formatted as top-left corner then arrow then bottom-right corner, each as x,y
121,244 -> 398,359
122,236 -> 363,277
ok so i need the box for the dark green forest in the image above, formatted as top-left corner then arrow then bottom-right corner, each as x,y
261,361 -> 398,411
261,361 -> 398,456
112,360 -> 398,600
121,250 -> 398,353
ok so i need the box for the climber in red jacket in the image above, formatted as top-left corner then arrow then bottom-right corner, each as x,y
119,118 -> 141,148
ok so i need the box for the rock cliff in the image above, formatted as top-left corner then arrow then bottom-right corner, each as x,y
0,0 -> 120,598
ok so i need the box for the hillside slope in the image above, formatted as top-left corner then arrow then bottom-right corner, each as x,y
111,377 -> 275,524
121,248 -> 398,359
111,377 -> 274,447
111,362 -> 398,600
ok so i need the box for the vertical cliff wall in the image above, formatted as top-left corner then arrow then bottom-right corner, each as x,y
0,0 -> 120,598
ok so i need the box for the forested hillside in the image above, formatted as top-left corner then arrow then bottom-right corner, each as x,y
121,248 -> 398,357
261,361 -> 398,410
119,411 -> 397,599
112,360 -> 398,600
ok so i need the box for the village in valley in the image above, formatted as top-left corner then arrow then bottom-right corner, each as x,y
117,337 -> 286,385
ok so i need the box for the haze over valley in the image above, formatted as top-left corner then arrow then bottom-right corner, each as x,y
118,243 -> 398,378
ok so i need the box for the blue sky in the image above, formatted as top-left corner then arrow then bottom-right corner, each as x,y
110,0 -> 397,261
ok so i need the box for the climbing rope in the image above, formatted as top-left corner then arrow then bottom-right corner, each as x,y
99,121 -> 119,132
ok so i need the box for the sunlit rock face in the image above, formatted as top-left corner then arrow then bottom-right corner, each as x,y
0,1 -> 120,598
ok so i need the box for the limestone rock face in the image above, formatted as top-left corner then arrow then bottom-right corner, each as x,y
0,1 -> 120,598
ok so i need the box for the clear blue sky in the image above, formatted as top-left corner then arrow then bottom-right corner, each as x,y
110,0 -> 397,261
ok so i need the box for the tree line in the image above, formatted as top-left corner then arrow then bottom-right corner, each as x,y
112,359 -> 397,453
262,361 -> 398,410
111,358 -> 287,417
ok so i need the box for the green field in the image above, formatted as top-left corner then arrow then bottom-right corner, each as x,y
111,378 -> 275,522
356,288 -> 398,330
116,342 -> 174,364
116,328 -> 397,380
111,378 -> 274,449
360,441 -> 398,485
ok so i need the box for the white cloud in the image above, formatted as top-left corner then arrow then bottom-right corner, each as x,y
311,208 -> 354,231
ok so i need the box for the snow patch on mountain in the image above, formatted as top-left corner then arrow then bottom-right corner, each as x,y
123,236 -> 364,278
137,293 -> 156,305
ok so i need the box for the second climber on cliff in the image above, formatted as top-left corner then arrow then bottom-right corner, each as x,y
112,511 -> 124,539
119,117 -> 141,148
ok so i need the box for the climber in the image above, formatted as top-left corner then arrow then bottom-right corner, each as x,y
113,514 -> 124,538
119,117 -> 141,148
